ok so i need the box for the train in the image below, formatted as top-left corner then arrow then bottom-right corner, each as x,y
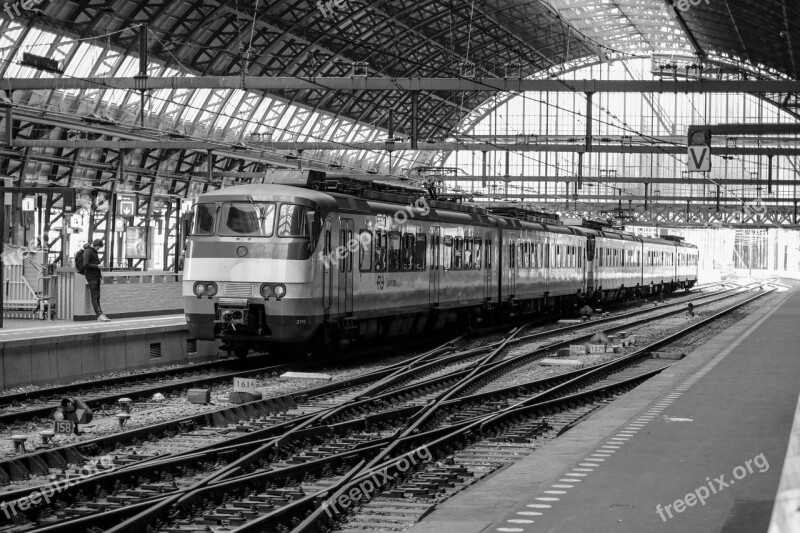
182,173 -> 698,357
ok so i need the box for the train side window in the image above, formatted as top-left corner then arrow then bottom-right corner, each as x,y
374,230 -> 387,272
443,236 -> 453,270
485,239 -> 492,268
474,238 -> 482,269
401,233 -> 415,271
522,242 -> 529,269
453,237 -> 464,270
415,233 -> 427,271
464,238 -> 473,269
544,243 -> 550,268
430,233 -> 440,270
359,230 -> 372,272
388,232 -> 401,272
509,242 -> 516,269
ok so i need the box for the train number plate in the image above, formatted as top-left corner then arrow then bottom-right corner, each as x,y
53,420 -> 74,434
233,377 -> 258,393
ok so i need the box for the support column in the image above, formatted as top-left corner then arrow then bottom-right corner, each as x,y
410,91 -> 418,150
585,92 -> 594,153
768,154 -> 774,194
481,151 -> 487,188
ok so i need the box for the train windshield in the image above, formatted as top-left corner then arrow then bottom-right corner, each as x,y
277,204 -> 311,238
191,204 -> 217,235
219,202 -> 276,237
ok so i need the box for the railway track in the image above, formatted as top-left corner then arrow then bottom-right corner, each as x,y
0,285 -> 746,493
0,284 -> 770,533
0,285 -> 729,480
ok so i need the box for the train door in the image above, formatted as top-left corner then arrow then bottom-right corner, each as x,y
323,220 -> 332,312
429,226 -> 441,306
483,234 -> 492,302
338,219 -> 354,316
508,238 -> 517,297
585,237 -> 595,293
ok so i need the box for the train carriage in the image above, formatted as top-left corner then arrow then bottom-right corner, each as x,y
183,180 -> 699,357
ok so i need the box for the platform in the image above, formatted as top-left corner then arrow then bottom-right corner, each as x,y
0,316 -> 218,390
408,287 -> 800,533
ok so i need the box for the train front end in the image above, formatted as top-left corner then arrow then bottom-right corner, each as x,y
182,185 -> 333,357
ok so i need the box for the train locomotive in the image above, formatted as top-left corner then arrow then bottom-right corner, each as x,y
183,172 -> 698,358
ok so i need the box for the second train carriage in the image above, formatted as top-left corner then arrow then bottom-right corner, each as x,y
183,182 -> 699,357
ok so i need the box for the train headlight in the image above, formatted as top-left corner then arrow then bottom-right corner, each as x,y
193,282 -> 206,296
205,282 -> 218,297
260,284 -> 274,298
274,284 -> 286,298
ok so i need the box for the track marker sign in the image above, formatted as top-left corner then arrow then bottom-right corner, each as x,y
233,377 -> 258,393
687,146 -> 711,172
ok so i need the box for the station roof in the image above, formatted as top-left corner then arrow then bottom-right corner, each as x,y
0,0 -> 798,199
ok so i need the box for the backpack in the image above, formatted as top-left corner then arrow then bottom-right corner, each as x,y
75,249 -> 86,275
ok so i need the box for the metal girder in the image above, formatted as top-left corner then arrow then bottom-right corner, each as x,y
4,77 -> 800,93
455,175 -> 800,186
702,123 -> 800,135
9,139 -> 800,156
523,202 -> 800,228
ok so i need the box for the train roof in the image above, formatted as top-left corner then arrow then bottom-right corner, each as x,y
196,184 -> 339,212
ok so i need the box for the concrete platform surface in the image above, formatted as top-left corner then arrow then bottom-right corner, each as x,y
408,287 -> 799,533
0,315 -> 218,390
0,315 -> 186,343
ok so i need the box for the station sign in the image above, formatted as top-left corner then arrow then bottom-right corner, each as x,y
21,197 -> 35,211
687,146 -> 711,172
117,195 -> 136,217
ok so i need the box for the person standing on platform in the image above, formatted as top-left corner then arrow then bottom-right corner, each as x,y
84,239 -> 110,322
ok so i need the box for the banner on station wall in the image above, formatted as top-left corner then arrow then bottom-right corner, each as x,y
125,226 -> 150,259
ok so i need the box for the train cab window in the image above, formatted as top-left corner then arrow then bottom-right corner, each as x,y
220,202 -> 277,237
359,230 -> 372,272
453,238 -> 464,270
388,232 -> 401,272
192,204 -> 217,235
277,204 -> 309,237
415,233 -> 427,271
374,230 -> 387,271
522,242 -> 530,269
401,233 -> 416,271
443,236 -> 453,270
464,238 -> 473,269
474,238 -> 482,269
